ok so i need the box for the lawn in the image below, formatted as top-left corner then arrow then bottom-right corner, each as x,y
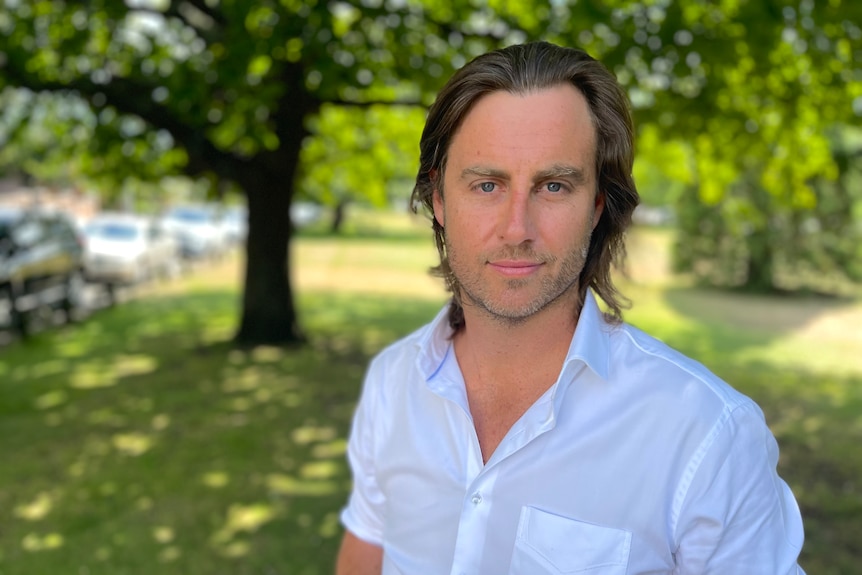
0,209 -> 860,574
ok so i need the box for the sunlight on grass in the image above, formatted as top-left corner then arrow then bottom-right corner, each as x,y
70,367 -> 115,389
621,230 -> 862,378
201,472 -> 230,489
14,492 -> 53,521
34,390 -> 68,410
311,438 -> 348,459
54,337 -> 97,359
159,546 -> 182,563
69,354 -> 158,389
292,425 -> 337,445
153,526 -> 175,544
300,460 -> 341,480
296,238 -> 444,301
152,413 -> 171,430
21,532 -> 64,552
251,346 -> 286,363
111,432 -> 154,456
30,359 -> 68,379
267,473 -> 339,497
211,503 -> 276,547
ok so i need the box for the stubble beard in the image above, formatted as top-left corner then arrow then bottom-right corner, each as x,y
444,225 -> 593,327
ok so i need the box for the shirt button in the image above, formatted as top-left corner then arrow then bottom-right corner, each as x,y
471,492 -> 482,505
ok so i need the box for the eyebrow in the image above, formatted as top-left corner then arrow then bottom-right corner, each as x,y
460,163 -> 587,186
460,166 -> 507,180
535,164 -> 588,185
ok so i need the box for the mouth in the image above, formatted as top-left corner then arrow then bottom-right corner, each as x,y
487,259 -> 544,277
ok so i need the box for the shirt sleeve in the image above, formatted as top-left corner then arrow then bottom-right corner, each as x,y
673,401 -> 806,574
340,357 -> 387,545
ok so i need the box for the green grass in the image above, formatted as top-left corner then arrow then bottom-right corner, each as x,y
1,213 -> 860,574
0,286 -> 444,575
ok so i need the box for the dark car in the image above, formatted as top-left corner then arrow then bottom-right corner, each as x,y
0,206 -> 86,336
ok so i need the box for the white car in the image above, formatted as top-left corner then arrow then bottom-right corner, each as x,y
219,205 -> 247,246
160,205 -> 228,260
82,213 -> 179,285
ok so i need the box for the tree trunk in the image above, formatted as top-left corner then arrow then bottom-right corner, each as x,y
331,200 -> 348,234
233,109 -> 308,345
743,225 -> 775,292
234,176 -> 304,346
741,183 -> 778,293
228,63 -> 314,347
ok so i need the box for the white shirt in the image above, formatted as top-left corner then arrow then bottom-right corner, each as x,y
341,291 -> 806,574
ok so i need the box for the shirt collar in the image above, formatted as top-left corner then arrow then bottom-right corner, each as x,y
564,290 -> 611,381
415,303 -> 456,381
416,290 -> 612,383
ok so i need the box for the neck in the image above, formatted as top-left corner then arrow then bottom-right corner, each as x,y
454,292 -> 582,380
452,292 -> 583,463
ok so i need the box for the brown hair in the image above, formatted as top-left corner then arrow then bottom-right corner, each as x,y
411,41 -> 639,332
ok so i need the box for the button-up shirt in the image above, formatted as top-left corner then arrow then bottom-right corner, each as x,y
340,291 -> 806,574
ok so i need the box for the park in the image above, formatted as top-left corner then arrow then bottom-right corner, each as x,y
1,1 -> 861,573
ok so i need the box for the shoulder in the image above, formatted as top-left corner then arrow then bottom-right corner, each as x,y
610,321 -> 753,413
363,304 -> 451,394
368,321 -> 431,375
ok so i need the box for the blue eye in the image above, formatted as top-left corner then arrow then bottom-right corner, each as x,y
480,182 -> 496,192
547,182 -> 562,192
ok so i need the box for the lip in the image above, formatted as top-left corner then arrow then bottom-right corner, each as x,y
488,260 -> 544,277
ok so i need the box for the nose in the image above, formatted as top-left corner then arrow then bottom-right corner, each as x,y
498,187 -> 535,245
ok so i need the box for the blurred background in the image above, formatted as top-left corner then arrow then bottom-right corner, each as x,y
0,1 -> 860,573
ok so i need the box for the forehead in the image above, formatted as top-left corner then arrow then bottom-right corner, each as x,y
446,84 -> 597,175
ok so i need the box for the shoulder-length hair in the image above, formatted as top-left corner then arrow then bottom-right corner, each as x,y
411,41 -> 640,331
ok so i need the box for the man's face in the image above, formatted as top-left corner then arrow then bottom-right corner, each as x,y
433,84 -> 604,325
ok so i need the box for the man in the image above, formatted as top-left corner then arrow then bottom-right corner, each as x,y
336,42 -> 805,574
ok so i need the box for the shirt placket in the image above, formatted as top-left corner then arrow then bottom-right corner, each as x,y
448,428 -> 495,575
447,396 -> 558,574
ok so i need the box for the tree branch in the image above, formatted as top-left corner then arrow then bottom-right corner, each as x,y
2,56 -> 246,182
130,0 -> 224,44
177,0 -> 226,26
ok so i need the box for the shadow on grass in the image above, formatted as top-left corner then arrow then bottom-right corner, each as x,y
661,284 -> 858,341
0,290 -> 440,575
1,286 -> 859,573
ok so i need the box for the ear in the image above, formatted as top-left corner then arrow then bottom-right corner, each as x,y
592,191 -> 605,231
432,179 -> 445,227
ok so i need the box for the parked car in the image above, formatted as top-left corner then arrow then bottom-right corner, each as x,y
82,213 -> 179,286
220,205 -> 247,246
291,202 -> 324,228
160,204 -> 228,260
0,206 -> 86,335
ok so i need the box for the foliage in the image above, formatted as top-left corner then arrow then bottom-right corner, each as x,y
298,104 -> 424,213
632,124 -> 694,208
674,129 -> 862,293
0,0 -> 861,343
642,2 -> 862,291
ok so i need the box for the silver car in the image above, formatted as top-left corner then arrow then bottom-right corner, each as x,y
82,213 -> 179,286
160,204 -> 228,260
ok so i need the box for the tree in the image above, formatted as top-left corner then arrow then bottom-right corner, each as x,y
637,2 -> 862,292
1,1 -> 859,345
0,0 -> 519,345
298,104 -> 424,232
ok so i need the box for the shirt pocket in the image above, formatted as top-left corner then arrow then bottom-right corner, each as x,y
508,506 -> 631,574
